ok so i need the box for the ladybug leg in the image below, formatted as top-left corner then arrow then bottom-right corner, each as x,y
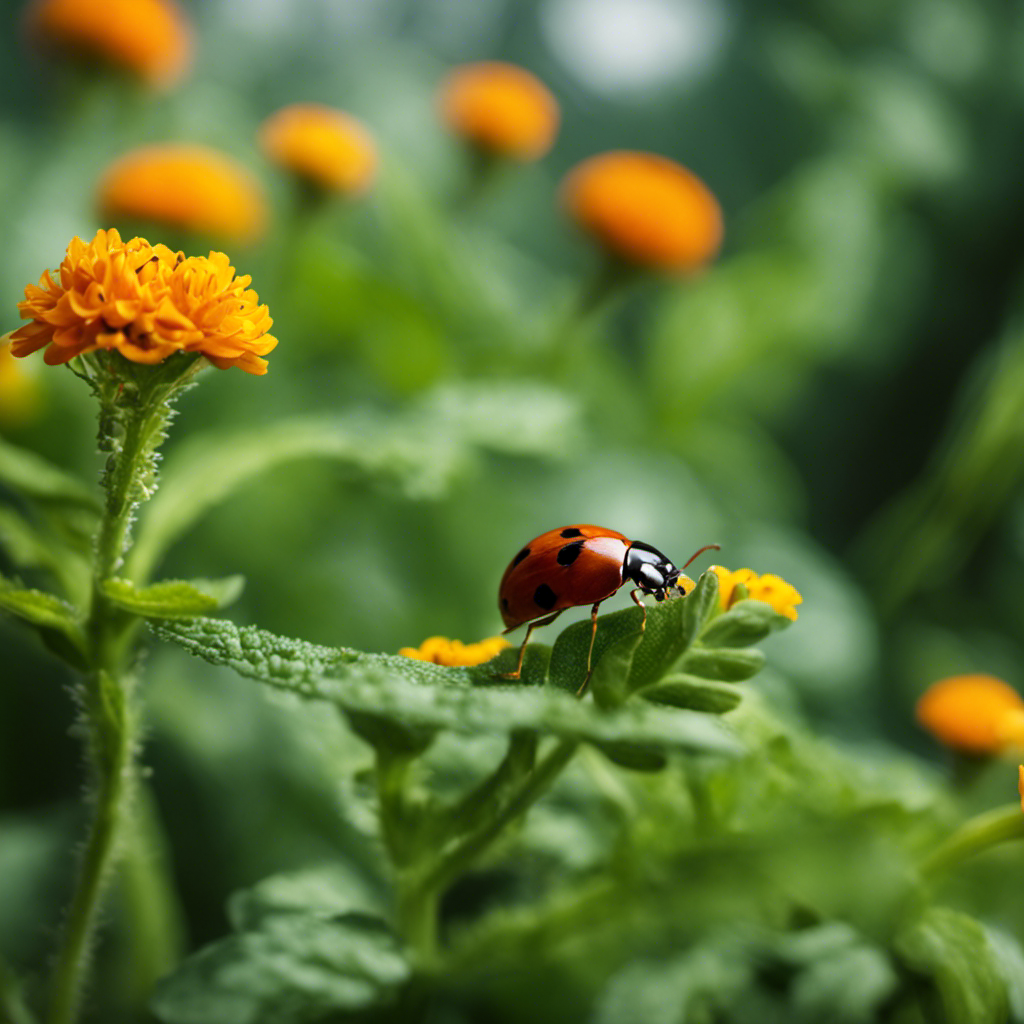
499,610 -> 563,680
629,588 -> 649,631
575,601 -> 605,696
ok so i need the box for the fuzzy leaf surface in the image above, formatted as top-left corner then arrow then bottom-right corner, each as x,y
155,618 -> 741,757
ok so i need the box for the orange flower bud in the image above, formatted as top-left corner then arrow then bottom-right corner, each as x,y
259,104 -> 378,196
916,675 -> 1024,755
561,151 -> 722,272
97,145 -> 267,244
438,61 -> 559,161
25,0 -> 192,88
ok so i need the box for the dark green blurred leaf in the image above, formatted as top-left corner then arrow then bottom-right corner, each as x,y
150,911 -> 409,1024
0,436 -> 98,512
895,907 -> 1009,1024
103,576 -> 245,619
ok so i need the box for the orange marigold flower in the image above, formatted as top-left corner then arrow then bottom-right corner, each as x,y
399,634 -> 511,667
258,103 -> 378,196
97,145 -> 267,244
916,675 -> 1024,756
710,565 -> 803,622
561,151 -> 723,272
10,228 -> 277,375
438,61 -> 559,161
25,0 -> 192,88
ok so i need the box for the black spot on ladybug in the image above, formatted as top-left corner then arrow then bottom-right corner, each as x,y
533,584 -> 558,610
560,527 -> 582,538
556,541 -> 584,566
512,547 -> 531,567
502,597 -> 510,612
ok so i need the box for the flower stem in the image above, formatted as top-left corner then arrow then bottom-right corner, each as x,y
920,802 -> 1024,878
46,371 -> 176,1024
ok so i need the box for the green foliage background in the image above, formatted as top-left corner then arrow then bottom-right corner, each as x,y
2,0 -> 1024,1021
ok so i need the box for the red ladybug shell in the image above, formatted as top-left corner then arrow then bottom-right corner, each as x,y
499,524 -> 633,630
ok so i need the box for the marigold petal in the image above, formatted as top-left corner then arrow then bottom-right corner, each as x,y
916,674 -> 1024,755
439,62 -> 559,161
26,0 -> 193,88
562,151 -> 722,272
13,228 -> 275,375
97,145 -> 267,243
259,103 -> 378,195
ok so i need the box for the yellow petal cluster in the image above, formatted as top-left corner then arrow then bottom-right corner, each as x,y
259,104 -> 378,196
561,151 -> 722,272
438,61 -> 559,161
25,0 -> 192,88
97,145 -> 267,244
710,565 -> 802,621
10,228 -> 277,375
916,674 -> 1024,756
399,634 -> 511,667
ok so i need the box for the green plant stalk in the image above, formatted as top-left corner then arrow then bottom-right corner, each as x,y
46,385 -> 175,1024
380,738 -> 578,968
425,738 -> 579,896
920,802 -> 1024,878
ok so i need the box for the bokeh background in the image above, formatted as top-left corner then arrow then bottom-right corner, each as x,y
3,0 -> 1024,1015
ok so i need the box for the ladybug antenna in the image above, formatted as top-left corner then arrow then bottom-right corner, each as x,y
681,543 -> 721,571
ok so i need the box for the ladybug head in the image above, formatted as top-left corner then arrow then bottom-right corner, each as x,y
623,541 -> 684,601
623,540 -> 719,601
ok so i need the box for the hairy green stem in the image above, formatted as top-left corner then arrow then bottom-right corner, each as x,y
920,802 -> 1024,878
46,377 -> 175,1024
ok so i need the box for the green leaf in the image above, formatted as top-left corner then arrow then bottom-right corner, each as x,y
699,599 -> 792,648
894,907 -> 1009,1024
680,646 -> 766,682
682,570 -> 721,646
549,590 -> 709,703
0,575 -> 84,646
642,674 -> 744,714
0,506 -> 90,601
0,436 -> 98,511
102,577 -> 245,619
150,911 -> 410,1024
155,618 -> 742,759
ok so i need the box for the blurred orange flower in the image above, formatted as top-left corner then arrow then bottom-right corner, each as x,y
399,634 -> 511,667
916,675 -> 1024,755
439,61 -> 559,161
97,145 -> 267,244
561,151 -> 722,272
10,228 -> 277,375
25,0 -> 191,88
0,339 -> 41,424
259,103 -> 378,196
710,565 -> 802,622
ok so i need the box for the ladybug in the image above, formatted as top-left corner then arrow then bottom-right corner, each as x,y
498,525 -> 719,689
